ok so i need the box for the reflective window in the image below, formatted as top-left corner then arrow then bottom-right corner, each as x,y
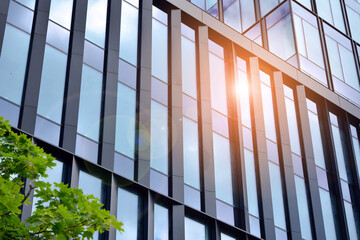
37,46 -> 67,124
223,0 -> 256,33
152,7 -> 168,83
213,132 -> 233,205
85,0 -> 107,47
49,0 -> 73,29
244,149 -> 259,216
185,217 -> 206,240
296,0 -> 311,9
315,0 -> 345,32
266,3 -> 296,62
150,101 -> 168,174
154,204 -> 169,240
350,125 -> 360,180
244,23 -> 262,46
115,83 -> 136,159
260,72 -> 277,142
183,117 -> 200,189
319,189 -> 337,240
324,23 -> 360,106
0,24 -> 30,105
292,2 -> 326,85
346,0 -> 360,43
120,0 -> 139,65
260,0 -> 285,17
220,233 -> 235,240
117,188 -> 138,240
190,0 -> 218,17
17,0 -> 36,9
77,65 -> 103,142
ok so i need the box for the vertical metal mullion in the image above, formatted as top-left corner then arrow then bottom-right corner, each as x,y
108,174 -> 118,240
19,0 -> 50,134
198,25 -> 217,218
135,0 -> 153,187
272,72 -> 302,240
295,85 -> 326,240
99,0 -> 121,171
249,57 -> 276,240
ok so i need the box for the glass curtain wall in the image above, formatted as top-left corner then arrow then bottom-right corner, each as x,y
150,6 -> 169,195
329,113 -> 359,240
259,0 -> 285,17
154,204 -> 169,240
0,0 -> 35,125
209,40 -> 234,225
76,0 -> 108,163
306,99 -> 338,240
345,0 -> 360,44
181,23 -> 201,210
236,57 -> 260,237
114,0 -> 139,180
315,0 -> 345,33
35,0 -> 73,146
185,217 -> 207,240
260,71 -> 287,239
222,0 -> 256,33
350,125 -> 360,180
283,85 -> 312,240
190,0 -> 219,18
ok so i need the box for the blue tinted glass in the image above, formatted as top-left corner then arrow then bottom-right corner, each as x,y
316,166 -> 329,190
350,127 -> 360,179
213,133 -> 233,204
83,40 -> 104,71
7,1 -> 33,33
181,34 -> 197,99
16,0 -> 35,9
49,0 -> 73,29
75,134 -> 99,164
261,82 -> 277,142
338,45 -> 359,91
249,215 -> 261,238
115,83 -> 136,159
269,162 -> 287,230
294,176 -> 312,240
325,36 -> 344,80
331,123 -> 348,181
240,0 -> 256,31
296,0 -> 311,9
152,18 -> 168,83
117,188 -> 138,240
319,189 -> 337,240
46,21 -> 70,53
0,24 -> 30,105
316,0 -> 345,32
185,218 -> 206,240
150,101 -> 168,174
284,95 -> 301,156
209,53 -> 228,115
37,46 -> 67,124
114,153 -> 134,180
0,98 -> 20,126
120,0 -> 139,65
34,116 -> 61,146
344,201 -> 359,240
307,106 -> 326,168
150,169 -> 168,195
267,14 -> 295,61
216,200 -> 234,225
184,185 -> 201,210
118,59 -> 137,89
224,1 -> 241,32
220,233 -> 235,240
85,0 -> 107,47
260,0 -> 283,17
154,204 -> 169,240
346,5 -> 360,43
191,0 -> 205,10
183,117 -> 200,189
77,65 -> 103,141
152,77 -> 168,106
244,149 -> 259,217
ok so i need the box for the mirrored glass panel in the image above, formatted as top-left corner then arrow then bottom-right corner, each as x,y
49,0 -> 73,29
85,0 -> 107,47
315,0 -> 345,32
117,188 -> 138,240
154,204 -> 169,240
185,217 -> 206,240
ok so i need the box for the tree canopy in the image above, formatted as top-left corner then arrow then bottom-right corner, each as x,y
0,117 -> 123,239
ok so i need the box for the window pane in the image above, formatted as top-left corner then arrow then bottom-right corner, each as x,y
330,123 -> 348,181
85,0 -> 107,47
244,149 -> 259,217
181,33 -> 197,99
154,204 -> 169,240
152,14 -> 168,83
346,4 -> 360,43
150,101 -> 168,174
77,65 -> 103,141
224,1 -> 241,32
344,201 -> 359,240
183,117 -> 200,189
0,25 -> 30,105
260,0 -> 284,17
220,233 -> 235,240
49,0 -> 73,29
117,188 -> 138,240
185,217 -> 206,240
213,133 -> 233,204
294,176 -> 312,240
319,189 -> 337,240
240,0 -> 256,31
269,162 -> 286,230
238,69 -> 251,128
17,0 -> 36,9
350,125 -> 360,179
284,93 -> 301,156
316,0 -> 345,32
115,83 -> 136,159
260,78 -> 277,142
37,46 -> 67,124
120,0 -> 139,65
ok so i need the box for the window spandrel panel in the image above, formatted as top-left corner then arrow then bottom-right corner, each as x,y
183,117 -> 200,189
116,188 -> 138,240
120,0 -> 139,66
0,25 -> 30,105
115,83 -> 136,159
152,17 -> 168,83
49,0 -> 73,29
77,65 -> 103,142
37,45 -> 67,124
85,0 -> 107,47
150,101 -> 168,174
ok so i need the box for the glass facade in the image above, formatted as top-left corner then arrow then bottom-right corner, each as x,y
1,0 -> 360,240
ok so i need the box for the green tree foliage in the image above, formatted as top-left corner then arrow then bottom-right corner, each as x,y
0,117 -> 123,239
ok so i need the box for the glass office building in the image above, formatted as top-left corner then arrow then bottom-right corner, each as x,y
0,0 -> 360,239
